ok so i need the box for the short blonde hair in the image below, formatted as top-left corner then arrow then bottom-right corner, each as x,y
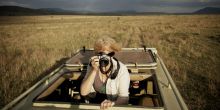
94,36 -> 121,52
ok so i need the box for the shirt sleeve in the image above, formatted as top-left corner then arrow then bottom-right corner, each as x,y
118,64 -> 130,97
114,64 -> 130,105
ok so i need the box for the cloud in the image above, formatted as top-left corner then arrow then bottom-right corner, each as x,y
199,0 -> 210,2
0,1 -> 29,7
0,0 -> 220,13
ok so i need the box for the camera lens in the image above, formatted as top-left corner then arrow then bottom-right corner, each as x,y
99,57 -> 109,67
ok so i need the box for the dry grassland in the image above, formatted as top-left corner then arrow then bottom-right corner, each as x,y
0,15 -> 220,110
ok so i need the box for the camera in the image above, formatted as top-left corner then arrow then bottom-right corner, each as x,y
89,52 -> 116,75
97,52 -> 115,67
98,54 -> 110,67
89,52 -> 115,69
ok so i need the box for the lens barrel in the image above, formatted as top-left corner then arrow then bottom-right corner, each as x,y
99,57 -> 109,67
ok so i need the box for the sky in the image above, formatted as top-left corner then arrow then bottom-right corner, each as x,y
0,0 -> 220,13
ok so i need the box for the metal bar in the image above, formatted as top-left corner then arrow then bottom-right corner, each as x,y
157,55 -> 188,110
152,73 -> 164,107
75,48 -> 157,52
148,49 -> 156,63
65,63 -> 157,67
33,102 -> 164,110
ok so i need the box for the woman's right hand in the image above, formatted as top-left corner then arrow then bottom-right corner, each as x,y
90,56 -> 99,71
80,56 -> 99,96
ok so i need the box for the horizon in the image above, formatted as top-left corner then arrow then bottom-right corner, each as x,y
0,0 -> 220,13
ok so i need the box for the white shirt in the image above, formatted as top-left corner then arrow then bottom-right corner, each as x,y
84,58 -> 130,97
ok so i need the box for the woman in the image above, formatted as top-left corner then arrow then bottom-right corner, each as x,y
80,37 -> 130,109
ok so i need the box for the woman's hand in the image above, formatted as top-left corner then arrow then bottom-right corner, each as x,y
80,56 -> 100,96
90,56 -> 99,71
100,99 -> 115,110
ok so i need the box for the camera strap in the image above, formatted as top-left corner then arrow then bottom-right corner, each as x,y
99,56 -> 120,79
110,57 -> 120,79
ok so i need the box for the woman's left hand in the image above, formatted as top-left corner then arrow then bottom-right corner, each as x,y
100,99 -> 115,110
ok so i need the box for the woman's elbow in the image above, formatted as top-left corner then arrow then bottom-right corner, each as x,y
80,92 -> 87,96
80,90 -> 88,96
80,85 -> 89,96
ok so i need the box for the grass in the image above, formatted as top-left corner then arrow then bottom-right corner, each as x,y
0,15 -> 220,110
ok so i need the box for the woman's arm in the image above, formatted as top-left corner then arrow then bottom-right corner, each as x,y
80,56 -> 99,96
80,69 -> 97,96
115,96 -> 129,105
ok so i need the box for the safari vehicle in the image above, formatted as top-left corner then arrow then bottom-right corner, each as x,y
3,48 -> 188,110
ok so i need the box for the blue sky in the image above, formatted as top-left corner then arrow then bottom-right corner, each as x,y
0,0 -> 220,13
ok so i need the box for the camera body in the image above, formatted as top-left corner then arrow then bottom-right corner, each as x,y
89,52 -> 115,74
98,54 -> 110,67
89,52 -> 118,77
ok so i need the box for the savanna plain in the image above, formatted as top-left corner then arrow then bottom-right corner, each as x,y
0,15 -> 219,110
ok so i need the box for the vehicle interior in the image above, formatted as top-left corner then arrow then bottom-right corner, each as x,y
33,49 -> 164,108
34,69 -> 162,106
